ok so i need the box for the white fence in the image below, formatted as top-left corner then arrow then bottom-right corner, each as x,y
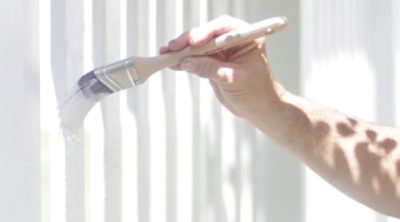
1,0 -> 399,221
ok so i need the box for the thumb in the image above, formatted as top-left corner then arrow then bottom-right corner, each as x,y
180,57 -> 235,83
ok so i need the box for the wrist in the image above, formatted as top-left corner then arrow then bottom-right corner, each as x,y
243,81 -> 289,123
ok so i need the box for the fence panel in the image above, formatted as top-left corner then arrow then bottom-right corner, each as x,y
36,0 -> 400,222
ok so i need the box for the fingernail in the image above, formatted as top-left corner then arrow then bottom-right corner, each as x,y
181,58 -> 197,72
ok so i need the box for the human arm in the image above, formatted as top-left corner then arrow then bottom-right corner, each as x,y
160,15 -> 400,218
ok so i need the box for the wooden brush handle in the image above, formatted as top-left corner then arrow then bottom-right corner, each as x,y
133,16 -> 287,82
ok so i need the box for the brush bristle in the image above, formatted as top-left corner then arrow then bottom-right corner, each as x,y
78,70 -> 113,101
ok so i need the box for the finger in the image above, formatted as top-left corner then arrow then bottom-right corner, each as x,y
159,46 -> 170,55
228,41 -> 259,61
180,56 -> 235,84
170,64 -> 182,71
159,46 -> 183,70
168,31 -> 191,51
189,15 -> 247,47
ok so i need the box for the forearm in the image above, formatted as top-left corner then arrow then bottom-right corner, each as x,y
246,84 -> 400,218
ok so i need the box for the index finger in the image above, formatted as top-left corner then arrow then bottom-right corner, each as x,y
166,15 -> 247,52
189,15 -> 248,47
167,31 -> 191,51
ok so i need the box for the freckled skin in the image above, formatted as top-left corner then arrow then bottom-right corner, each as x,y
397,160 -> 400,177
162,15 -> 400,218
315,121 -> 330,137
364,129 -> 397,154
347,118 -> 358,127
336,122 -> 355,137
366,129 -> 377,143
378,138 -> 397,154
332,144 -> 352,181
355,142 -> 381,179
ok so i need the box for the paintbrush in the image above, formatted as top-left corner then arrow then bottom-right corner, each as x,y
59,16 -> 287,130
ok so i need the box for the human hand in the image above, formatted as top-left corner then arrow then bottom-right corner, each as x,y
159,15 -> 287,118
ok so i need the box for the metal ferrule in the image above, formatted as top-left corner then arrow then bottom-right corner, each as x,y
94,57 -> 142,92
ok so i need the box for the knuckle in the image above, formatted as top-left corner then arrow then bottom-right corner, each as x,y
168,39 -> 176,46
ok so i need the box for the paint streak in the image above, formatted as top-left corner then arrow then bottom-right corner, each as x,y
336,122 -> 355,137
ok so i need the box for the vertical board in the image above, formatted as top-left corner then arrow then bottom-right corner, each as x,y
389,2 -> 400,222
119,0 -> 139,221
148,0 -> 168,221
396,0 -> 400,128
204,3 -> 226,222
156,0 -> 179,222
51,1 -> 85,222
175,0 -> 194,221
185,2 -> 210,222
92,0 -> 123,221
127,1 -> 151,222
0,0 -> 40,222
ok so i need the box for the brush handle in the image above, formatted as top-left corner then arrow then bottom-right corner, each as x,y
93,16 -> 287,92
133,16 -> 287,81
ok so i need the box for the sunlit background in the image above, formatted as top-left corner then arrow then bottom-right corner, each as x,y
0,0 -> 399,221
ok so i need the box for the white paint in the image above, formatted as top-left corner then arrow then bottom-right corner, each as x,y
120,91 -> 138,222
50,0 -> 86,221
148,2 -> 167,222
394,0 -> 400,128
175,72 -> 194,222
221,110 -> 237,222
40,0 -> 67,221
100,0 -> 123,217
84,104 -> 105,222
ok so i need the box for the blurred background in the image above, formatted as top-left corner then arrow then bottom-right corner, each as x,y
0,0 -> 399,221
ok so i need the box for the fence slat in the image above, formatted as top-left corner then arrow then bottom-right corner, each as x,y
92,0 -> 123,221
388,1 -> 400,221
395,0 -> 400,124
156,0 -> 179,221
0,1 -> 40,221
51,0 -> 85,221
396,0 -> 400,129
126,0 -> 152,222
